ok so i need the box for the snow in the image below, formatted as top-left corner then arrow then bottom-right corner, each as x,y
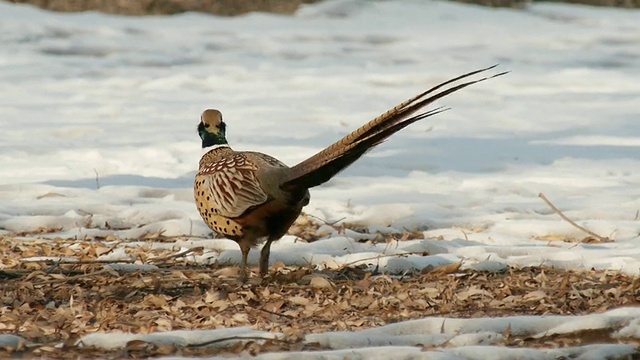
77,327 -> 279,350
1,0 -> 640,358
71,307 -> 640,358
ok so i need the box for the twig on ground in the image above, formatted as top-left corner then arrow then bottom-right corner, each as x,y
538,193 -> 609,242
33,269 -> 112,285
0,270 -> 27,279
20,258 -> 136,264
146,234 -> 210,241
456,227 -> 469,241
150,247 -> 204,264
245,304 -> 295,319
306,213 -> 346,227
188,335 -> 284,348
336,251 -> 429,271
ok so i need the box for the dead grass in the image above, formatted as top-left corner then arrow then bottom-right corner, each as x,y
1,233 -> 640,358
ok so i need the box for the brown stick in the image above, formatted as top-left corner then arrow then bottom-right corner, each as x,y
245,304 -> 295,319
20,258 -> 135,264
32,269 -> 112,285
538,193 -> 609,242
188,335 -> 283,348
335,251 -> 430,271
150,247 -> 204,264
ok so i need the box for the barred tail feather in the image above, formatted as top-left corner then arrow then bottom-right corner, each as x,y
281,66 -> 506,191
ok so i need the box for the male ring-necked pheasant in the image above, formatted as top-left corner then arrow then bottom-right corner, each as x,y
195,66 -> 504,278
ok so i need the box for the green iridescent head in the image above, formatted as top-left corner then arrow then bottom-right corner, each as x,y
198,109 -> 228,148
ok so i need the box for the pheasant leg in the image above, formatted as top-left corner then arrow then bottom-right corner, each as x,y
259,240 -> 273,276
239,243 -> 251,281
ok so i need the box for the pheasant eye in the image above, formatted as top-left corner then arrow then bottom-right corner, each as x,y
204,123 -> 210,128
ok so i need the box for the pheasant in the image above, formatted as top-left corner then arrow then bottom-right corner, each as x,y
194,65 -> 505,278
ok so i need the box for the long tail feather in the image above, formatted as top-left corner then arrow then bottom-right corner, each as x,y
282,66 -> 507,190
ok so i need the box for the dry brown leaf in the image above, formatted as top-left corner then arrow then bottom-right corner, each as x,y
429,261 -> 462,275
1,234 -> 638,359
204,291 -> 224,303
288,296 -> 310,307
309,276 -> 336,291
523,290 -> 547,302
457,286 -> 491,301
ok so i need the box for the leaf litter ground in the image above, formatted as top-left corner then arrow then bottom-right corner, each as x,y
1,229 -> 640,359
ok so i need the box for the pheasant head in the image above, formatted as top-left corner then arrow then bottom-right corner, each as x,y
198,109 -> 228,148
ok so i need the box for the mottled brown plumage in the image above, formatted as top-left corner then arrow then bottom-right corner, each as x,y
195,66 -> 505,278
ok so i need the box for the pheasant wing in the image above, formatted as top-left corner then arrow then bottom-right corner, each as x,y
199,153 -> 268,218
